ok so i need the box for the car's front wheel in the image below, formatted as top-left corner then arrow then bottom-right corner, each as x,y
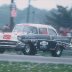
51,45 -> 63,57
22,42 -> 37,55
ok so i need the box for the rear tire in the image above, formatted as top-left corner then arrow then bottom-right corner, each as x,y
22,42 -> 37,55
51,45 -> 63,57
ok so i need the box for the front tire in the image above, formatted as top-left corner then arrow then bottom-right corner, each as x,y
51,45 -> 63,57
22,42 -> 37,55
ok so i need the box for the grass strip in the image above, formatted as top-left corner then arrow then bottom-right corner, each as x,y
0,61 -> 72,72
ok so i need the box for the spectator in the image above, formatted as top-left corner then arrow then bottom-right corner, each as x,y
2,24 -> 10,32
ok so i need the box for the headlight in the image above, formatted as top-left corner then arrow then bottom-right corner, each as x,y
17,36 -> 21,41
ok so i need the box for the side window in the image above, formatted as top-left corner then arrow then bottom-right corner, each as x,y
48,28 -> 57,36
39,28 -> 48,34
23,26 -> 38,34
30,27 -> 38,34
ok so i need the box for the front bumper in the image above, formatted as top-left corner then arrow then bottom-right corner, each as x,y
0,40 -> 25,49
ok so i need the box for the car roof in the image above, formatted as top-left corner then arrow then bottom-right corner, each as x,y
15,23 -> 58,35
16,23 -> 55,29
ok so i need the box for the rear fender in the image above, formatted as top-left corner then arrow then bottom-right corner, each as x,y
56,41 -> 65,49
49,41 -> 64,50
48,41 -> 57,50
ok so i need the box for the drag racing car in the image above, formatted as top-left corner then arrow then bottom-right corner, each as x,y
16,23 -> 72,57
0,23 -> 71,57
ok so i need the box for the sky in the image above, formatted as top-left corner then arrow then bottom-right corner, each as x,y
0,0 -> 72,10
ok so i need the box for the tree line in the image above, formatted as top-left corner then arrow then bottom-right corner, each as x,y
0,5 -> 72,34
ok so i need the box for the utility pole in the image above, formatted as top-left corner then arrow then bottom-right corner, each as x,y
10,0 -> 16,31
26,0 -> 31,23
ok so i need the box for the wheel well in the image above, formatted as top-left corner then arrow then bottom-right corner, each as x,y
48,41 -> 57,48
59,45 -> 64,50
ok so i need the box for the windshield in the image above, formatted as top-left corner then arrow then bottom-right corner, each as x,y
13,25 -> 38,34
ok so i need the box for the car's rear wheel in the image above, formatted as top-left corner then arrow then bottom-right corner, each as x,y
51,45 -> 63,57
22,42 -> 37,55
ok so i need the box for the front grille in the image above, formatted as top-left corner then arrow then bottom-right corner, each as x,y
0,40 -> 17,45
